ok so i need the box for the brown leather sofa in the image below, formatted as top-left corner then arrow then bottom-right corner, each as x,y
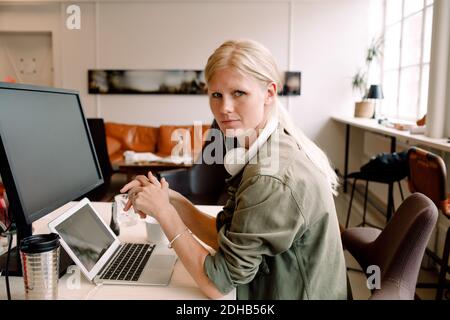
105,122 -> 210,164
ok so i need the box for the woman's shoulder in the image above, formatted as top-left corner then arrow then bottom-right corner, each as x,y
242,128 -> 332,203
242,128 -> 313,183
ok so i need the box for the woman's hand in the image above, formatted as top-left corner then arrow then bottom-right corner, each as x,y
120,172 -> 173,221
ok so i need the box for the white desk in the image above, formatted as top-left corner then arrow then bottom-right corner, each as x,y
332,115 -> 450,153
332,115 -> 450,220
0,202 -> 236,300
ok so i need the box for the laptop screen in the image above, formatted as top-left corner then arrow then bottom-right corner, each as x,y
54,203 -> 115,271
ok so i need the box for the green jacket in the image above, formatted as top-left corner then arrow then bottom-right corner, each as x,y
204,125 -> 348,299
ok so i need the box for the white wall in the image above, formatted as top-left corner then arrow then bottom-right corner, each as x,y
0,0 -> 371,173
95,1 -> 290,126
291,0 -> 370,172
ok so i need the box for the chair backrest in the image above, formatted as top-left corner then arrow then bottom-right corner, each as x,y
407,146 -> 448,217
369,193 -> 438,299
189,120 -> 229,195
87,118 -> 114,182
360,151 -> 409,181
159,120 -> 229,205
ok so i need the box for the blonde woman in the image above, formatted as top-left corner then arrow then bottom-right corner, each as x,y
121,40 -> 347,299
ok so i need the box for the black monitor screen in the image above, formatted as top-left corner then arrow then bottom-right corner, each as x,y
0,83 -> 103,224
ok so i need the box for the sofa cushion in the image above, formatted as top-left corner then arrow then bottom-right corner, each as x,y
105,122 -> 159,152
157,125 -> 191,156
157,125 -> 211,156
106,136 -> 122,156
133,126 -> 159,152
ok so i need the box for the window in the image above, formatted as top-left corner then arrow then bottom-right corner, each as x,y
380,0 -> 434,120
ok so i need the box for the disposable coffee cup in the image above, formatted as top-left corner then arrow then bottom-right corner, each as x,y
145,217 -> 168,245
19,233 -> 60,300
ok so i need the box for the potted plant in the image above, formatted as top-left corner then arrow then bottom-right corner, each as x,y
352,36 -> 383,118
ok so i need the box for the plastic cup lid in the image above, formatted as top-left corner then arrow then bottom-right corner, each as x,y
19,233 -> 60,254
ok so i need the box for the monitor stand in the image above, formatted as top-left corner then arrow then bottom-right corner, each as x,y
0,245 -> 74,278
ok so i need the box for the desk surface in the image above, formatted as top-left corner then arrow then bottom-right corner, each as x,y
332,115 -> 450,153
116,161 -> 194,182
117,161 -> 193,168
0,202 -> 235,300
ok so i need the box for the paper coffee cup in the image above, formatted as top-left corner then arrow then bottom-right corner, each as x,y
145,217 -> 168,244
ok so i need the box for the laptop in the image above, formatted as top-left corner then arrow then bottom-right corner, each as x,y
48,198 -> 177,286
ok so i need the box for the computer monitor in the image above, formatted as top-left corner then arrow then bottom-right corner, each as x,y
0,82 -> 104,275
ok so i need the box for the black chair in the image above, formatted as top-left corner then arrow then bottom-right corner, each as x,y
159,120 -> 229,205
160,163 -> 229,205
345,151 -> 408,228
84,118 -> 117,202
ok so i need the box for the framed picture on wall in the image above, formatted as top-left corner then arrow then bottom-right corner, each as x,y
88,69 -> 301,96
88,69 -> 206,94
279,71 -> 301,96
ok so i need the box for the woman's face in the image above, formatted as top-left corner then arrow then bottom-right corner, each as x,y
207,67 -> 276,138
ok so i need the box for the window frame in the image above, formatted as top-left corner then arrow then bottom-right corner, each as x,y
380,0 -> 433,120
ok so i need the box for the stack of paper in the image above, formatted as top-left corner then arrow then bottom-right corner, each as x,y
124,151 -> 162,163
123,151 -> 192,164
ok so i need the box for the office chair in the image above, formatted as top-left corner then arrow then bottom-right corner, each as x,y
345,151 -> 408,228
160,163 -> 229,205
407,146 -> 450,300
84,118 -> 117,202
159,120 -> 230,205
342,193 -> 438,300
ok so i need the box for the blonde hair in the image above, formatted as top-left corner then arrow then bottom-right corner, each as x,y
205,39 -> 339,195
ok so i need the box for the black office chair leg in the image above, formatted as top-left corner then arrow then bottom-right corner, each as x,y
391,191 -> 395,217
362,181 -> 369,227
384,185 -> 396,223
398,181 -> 404,201
386,182 -> 394,222
345,179 -> 357,228
436,227 -> 450,300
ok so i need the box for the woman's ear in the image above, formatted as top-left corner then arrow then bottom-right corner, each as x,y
265,82 -> 277,106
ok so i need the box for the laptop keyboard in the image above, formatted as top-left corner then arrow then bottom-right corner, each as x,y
100,243 -> 155,282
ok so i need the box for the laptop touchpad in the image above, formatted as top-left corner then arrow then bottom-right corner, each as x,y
147,254 -> 177,269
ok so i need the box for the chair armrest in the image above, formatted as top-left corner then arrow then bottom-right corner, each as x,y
341,227 -> 382,271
